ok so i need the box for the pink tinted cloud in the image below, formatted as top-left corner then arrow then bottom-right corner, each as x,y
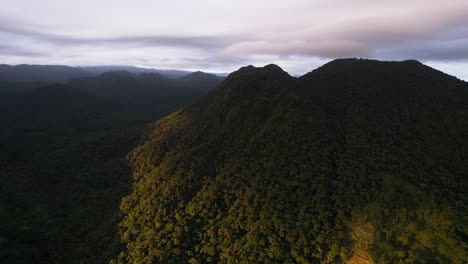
222,40 -> 369,58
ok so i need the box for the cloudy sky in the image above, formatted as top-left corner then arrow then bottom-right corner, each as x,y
1,0 -> 467,79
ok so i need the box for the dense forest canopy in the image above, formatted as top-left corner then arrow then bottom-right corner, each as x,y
0,59 -> 467,263
115,59 -> 468,264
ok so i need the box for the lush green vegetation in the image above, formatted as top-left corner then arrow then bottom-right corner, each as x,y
115,60 -> 468,263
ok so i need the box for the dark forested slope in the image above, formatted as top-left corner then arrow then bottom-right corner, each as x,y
0,84 -> 160,263
68,71 -> 223,105
115,59 -> 468,263
0,80 -> 210,263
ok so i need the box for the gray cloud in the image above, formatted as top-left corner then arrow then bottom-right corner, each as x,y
0,44 -> 44,57
377,38 -> 468,61
373,24 -> 468,61
0,20 -> 236,49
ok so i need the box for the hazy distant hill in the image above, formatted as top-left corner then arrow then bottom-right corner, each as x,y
0,64 -> 226,87
0,64 -> 93,83
79,65 -> 192,78
175,71 -> 226,92
115,59 -> 468,264
68,70 -> 224,105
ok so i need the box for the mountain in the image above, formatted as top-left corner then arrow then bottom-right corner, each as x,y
0,64 -> 93,83
114,59 -> 468,263
79,65 -> 192,78
68,71 -> 223,105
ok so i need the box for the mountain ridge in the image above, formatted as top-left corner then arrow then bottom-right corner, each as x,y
0,64 -> 227,85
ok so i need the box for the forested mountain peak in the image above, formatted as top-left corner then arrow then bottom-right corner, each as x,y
182,71 -> 219,79
299,58 -> 463,92
211,64 -> 293,100
294,59 -> 468,116
232,64 -> 291,78
306,58 -> 425,72
115,59 -> 468,263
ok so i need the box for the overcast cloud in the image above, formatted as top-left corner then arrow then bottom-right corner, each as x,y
0,0 -> 467,79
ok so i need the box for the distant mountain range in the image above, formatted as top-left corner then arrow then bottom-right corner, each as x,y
68,70 -> 224,105
78,65 -> 192,78
0,64 -> 91,83
0,64 -> 225,106
0,64 -> 226,84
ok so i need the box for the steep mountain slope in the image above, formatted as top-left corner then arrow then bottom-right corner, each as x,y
115,59 -> 468,263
